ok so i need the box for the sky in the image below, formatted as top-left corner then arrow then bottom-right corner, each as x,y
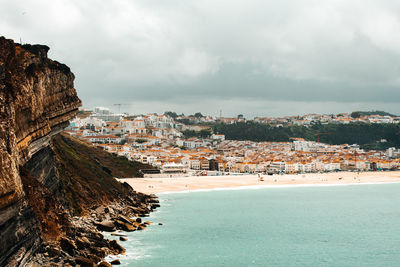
1,0 -> 400,118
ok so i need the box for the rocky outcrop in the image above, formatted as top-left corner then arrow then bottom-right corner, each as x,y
31,189 -> 159,266
22,132 -> 159,266
0,36 -> 81,266
0,36 -> 158,267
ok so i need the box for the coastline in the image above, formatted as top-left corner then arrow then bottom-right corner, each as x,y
157,181 -> 400,195
109,176 -> 400,267
119,171 -> 400,195
30,186 -> 160,266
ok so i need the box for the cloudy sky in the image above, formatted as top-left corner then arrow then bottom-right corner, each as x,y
1,0 -> 400,117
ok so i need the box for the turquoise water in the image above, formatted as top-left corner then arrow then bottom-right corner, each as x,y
108,183 -> 400,266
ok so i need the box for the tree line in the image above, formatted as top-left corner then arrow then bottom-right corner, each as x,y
212,122 -> 400,150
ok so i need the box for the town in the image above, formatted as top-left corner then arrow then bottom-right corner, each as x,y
66,107 -> 400,176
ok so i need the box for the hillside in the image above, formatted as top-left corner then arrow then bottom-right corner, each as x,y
51,133 -> 154,215
351,110 -> 398,118
19,132 -> 159,266
213,122 -> 400,149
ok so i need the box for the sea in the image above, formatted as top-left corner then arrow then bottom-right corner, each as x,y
106,183 -> 400,266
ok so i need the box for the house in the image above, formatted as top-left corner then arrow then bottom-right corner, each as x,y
211,134 -> 225,141
81,135 -> 122,144
199,157 -> 210,170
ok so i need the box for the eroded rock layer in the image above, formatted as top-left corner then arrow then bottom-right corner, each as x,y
0,36 -> 81,266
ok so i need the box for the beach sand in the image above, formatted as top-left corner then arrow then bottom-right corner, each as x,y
118,171 -> 400,195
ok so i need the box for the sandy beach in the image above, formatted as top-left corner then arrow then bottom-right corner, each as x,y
119,171 -> 400,194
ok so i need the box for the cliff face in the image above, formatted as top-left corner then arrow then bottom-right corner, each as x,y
0,37 -> 158,267
0,37 -> 81,266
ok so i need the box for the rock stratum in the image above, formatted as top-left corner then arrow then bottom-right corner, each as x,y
0,36 -> 81,266
0,37 -> 157,266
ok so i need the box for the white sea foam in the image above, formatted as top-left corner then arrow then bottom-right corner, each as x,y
104,233 -> 157,266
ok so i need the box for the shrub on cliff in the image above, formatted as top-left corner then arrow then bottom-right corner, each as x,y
51,133 -> 154,215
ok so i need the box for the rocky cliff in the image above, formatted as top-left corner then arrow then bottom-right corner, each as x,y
0,37 -> 159,266
0,36 -> 81,266
23,133 -> 159,266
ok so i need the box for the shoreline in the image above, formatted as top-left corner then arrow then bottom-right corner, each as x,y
31,188 -> 160,266
119,171 -> 400,195
157,181 -> 400,195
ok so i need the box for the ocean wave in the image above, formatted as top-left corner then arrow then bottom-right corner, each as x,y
104,236 -> 157,265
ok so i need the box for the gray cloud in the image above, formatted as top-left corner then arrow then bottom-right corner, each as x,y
1,0 -> 400,117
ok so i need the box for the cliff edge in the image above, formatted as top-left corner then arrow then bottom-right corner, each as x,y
0,36 -> 81,266
0,37 -> 158,267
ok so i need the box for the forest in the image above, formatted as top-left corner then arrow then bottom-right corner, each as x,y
212,122 -> 400,150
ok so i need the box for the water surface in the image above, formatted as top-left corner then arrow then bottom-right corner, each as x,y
109,183 -> 400,266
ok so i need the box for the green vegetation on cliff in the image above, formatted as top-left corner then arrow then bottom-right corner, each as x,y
213,122 -> 400,150
51,133 -> 154,215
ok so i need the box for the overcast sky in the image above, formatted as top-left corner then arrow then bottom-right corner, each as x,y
1,0 -> 400,117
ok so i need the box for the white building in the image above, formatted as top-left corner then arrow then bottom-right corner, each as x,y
211,134 -> 225,141
386,147 -> 400,159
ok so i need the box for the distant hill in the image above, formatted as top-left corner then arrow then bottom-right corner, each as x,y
351,110 -> 398,118
213,121 -> 400,150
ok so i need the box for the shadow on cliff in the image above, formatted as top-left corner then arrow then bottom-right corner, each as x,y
16,133 -> 158,265
21,133 -> 154,238
51,133 -> 153,215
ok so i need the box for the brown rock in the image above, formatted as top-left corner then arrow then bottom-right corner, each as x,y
136,218 -> 142,223
132,222 -> 141,228
95,206 -> 105,214
90,246 -> 107,258
113,220 -> 125,228
76,236 -> 91,250
60,237 -> 77,256
114,219 -> 135,232
98,262 -> 113,267
148,198 -> 159,203
75,256 -> 96,267
87,254 -> 101,264
131,207 -> 146,214
144,221 -> 152,225
95,220 -> 115,232
123,223 -> 136,232
117,215 -> 131,224
111,259 -> 121,265
137,225 -> 146,231
109,240 -> 125,254
120,236 -> 128,241
81,236 -> 90,244
46,246 -> 61,257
